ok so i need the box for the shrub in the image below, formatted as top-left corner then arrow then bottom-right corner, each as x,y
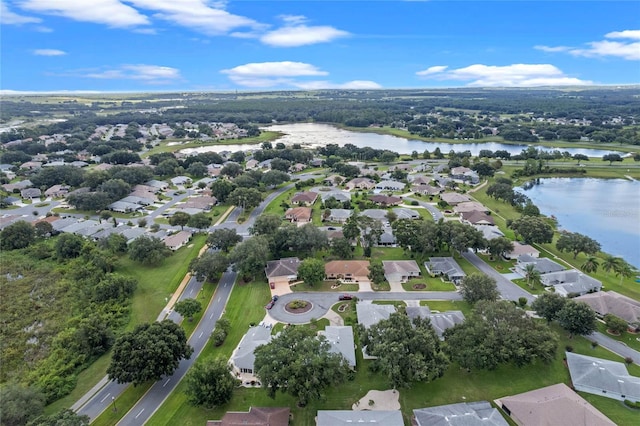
625,357 -> 634,365
565,345 -> 574,352
623,399 -> 640,409
289,300 -> 308,309
212,328 -> 227,347
410,200 -> 419,206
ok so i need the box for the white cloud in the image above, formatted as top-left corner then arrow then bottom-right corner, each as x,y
605,30 -> 640,40
33,48 -> 66,56
81,64 -> 182,84
416,65 -> 448,76
1,1 -> 41,24
260,15 -> 349,47
221,61 -> 328,79
417,63 -> 592,87
534,30 -> 640,60
19,0 -> 150,27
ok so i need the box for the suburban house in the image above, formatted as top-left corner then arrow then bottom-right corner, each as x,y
318,326 -> 356,368
413,401 -> 508,426
265,257 -> 300,284
409,175 -> 431,186
450,166 -> 480,184
163,231 -> 192,251
325,260 -> 370,282
515,255 -> 565,275
109,200 -> 144,213
375,180 -> 406,191
460,210 -> 495,226
207,407 -> 290,426
393,208 -> 420,220
566,352 -> 640,403
376,226 -> 397,247
412,184 -> 442,196
3,179 -> 33,192
20,161 -> 42,171
170,175 -> 192,186
44,184 -> 70,198
360,209 -> 388,223
320,191 -> 351,203
20,188 -> 41,199
440,192 -> 471,205
231,325 -> 272,376
145,179 -> 169,191
323,175 -> 346,186
425,257 -> 466,285
345,177 -> 375,191
495,383 -> 615,426
369,194 -> 402,206
284,207 -> 312,223
326,209 -> 352,223
505,242 -> 540,259
291,191 -> 319,205
316,410 -> 403,426
575,291 -> 640,331
540,270 -> 602,296
356,303 -> 396,330
406,306 -> 465,339
382,260 -> 420,283
453,201 -> 488,213
245,159 -> 259,169
474,224 -> 505,241
177,195 -> 217,211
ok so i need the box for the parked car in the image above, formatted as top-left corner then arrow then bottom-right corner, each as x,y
272,295 -> 279,301
338,294 -> 353,301
270,282 -> 275,289
265,301 -> 275,310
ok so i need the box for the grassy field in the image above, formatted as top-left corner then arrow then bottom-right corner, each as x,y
419,300 -> 473,316
402,277 -> 457,292
290,281 -> 359,292
595,321 -> 640,352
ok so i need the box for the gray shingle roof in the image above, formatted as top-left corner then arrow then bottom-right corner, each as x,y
356,303 -> 396,329
232,325 -> 272,372
265,257 -> 300,279
316,410 -> 403,426
319,326 -> 356,367
566,352 -> 640,402
414,401 -> 509,426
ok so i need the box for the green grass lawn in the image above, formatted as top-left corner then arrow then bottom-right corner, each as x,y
180,281 -> 218,338
402,277 -> 456,292
263,187 -> 297,217
290,281 -> 359,292
372,300 -> 406,307
595,321 -> 640,352
511,278 -> 546,295
91,383 -> 153,426
419,300 -> 473,316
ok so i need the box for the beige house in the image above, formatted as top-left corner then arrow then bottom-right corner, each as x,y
345,177 -> 375,191
284,207 -> 312,223
325,260 -> 370,282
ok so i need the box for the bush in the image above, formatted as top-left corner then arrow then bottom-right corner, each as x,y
212,328 -> 227,347
289,300 -> 308,309
624,399 -> 640,409
565,345 -> 574,352
410,200 -> 419,206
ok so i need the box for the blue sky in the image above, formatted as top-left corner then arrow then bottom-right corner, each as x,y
1,1 -> 639,92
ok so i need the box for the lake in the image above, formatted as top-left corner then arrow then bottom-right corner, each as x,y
516,178 -> 640,269
180,123 -> 624,157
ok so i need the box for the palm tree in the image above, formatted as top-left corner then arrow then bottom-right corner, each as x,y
580,256 -> 600,274
524,264 -> 542,289
601,255 -> 622,276
615,261 -> 634,285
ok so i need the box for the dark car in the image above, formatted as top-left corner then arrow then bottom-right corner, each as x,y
338,294 -> 353,301
265,301 -> 275,310
272,295 -> 279,301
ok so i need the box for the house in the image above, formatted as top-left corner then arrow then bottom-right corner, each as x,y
146,179 -> 169,190
258,159 -> 272,169
20,161 -> 42,171
451,166 -> 480,184
392,208 -> 420,220
325,260 -> 370,282
317,410 -> 403,426
2,179 -> 33,192
566,352 -> 640,402
406,306 -> 466,339
375,180 -> 406,191
163,231 -> 192,250
44,184 -> 70,198
20,188 -> 41,199
412,184 -> 442,196
327,209 -> 352,223
206,407 -> 290,426
345,177 -> 375,191
425,257 -> 466,285
356,303 -> 396,329
291,191 -> 318,205
505,242 -> 539,259
360,209 -> 388,223
409,175 -> 431,185
1,196 -> 20,206
540,270 -> 602,296
231,325 -> 272,376
376,226 -> 397,247
369,194 -> 402,206
291,163 -> 306,172
515,254 -> 565,275
171,175 -> 192,186
453,201 -> 488,213
440,192 -> 471,205
318,326 -> 356,367
323,175 -> 345,186
245,159 -> 259,170
474,224 -> 505,241
178,195 -> 217,211
575,291 -> 640,330
284,207 -> 312,223
265,257 -> 300,283
413,401 -> 508,426
320,191 -> 351,203
109,201 -> 144,213
495,383 -> 615,426
461,210 -> 495,226
382,260 -> 420,283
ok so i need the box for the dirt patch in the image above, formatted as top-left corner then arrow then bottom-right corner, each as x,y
285,300 -> 313,314
412,284 -> 426,290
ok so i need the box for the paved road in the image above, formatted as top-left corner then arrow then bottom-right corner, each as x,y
403,196 -> 444,220
461,250 -> 536,303
589,332 -> 640,364
116,270 -> 236,425
268,291 -> 462,324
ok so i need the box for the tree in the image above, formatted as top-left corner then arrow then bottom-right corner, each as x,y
189,251 -> 230,282
188,212 -> 212,230
602,153 -> 623,165
531,292 -> 567,322
184,358 -> 236,408
227,187 -> 262,210
107,320 -> 193,386
361,312 -> 448,388
186,161 -> 207,178
573,153 -> 589,165
34,220 -> 54,238
297,258 -> 325,287
444,300 -> 557,370
487,237 -> 514,259
210,179 -> 237,203
99,178 -> 131,200
55,233 -> 85,259
601,255 -> 623,276
523,264 -> 542,289
28,409 -> 90,426
254,326 -> 350,406
459,273 -> 499,304
128,236 -> 171,264
207,228 -> 242,252
557,300 -> 597,338
251,213 -> 283,236
331,237 -> 354,259
169,211 -> 191,229
221,162 -> 243,178
509,216 -> 554,244
581,256 -> 600,274
604,314 -> 628,335
229,235 -> 270,281
137,217 -> 147,228
262,170 -> 290,188
368,261 -> 386,284
0,220 -> 35,250
614,261 -> 634,285
556,232 -> 601,259
174,298 -> 203,321
0,383 -> 45,426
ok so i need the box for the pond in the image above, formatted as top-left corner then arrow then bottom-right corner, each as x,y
180,123 -> 624,157
516,178 -> 640,269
